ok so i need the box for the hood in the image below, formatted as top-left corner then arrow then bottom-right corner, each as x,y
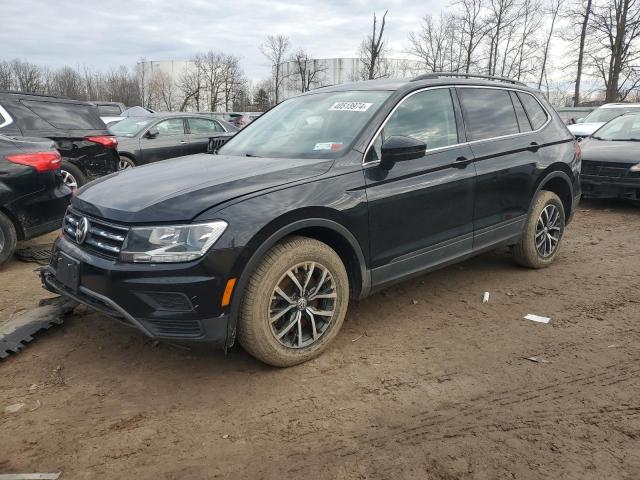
72,154 -> 333,223
580,138 -> 640,164
567,122 -> 604,137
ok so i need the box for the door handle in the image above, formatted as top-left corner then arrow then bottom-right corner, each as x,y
180,140 -> 188,144
453,156 -> 472,169
528,142 -> 540,152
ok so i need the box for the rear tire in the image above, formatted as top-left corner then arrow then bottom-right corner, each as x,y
513,191 -> 565,268
60,162 -> 87,189
0,211 -> 18,267
238,236 -> 349,367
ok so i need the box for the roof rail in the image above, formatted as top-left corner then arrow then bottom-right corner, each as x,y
411,72 -> 526,87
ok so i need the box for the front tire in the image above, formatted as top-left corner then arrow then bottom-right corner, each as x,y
117,156 -> 136,170
238,236 -> 349,367
0,211 -> 18,267
513,191 -> 565,268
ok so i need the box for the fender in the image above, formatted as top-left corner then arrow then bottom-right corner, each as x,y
225,218 -> 371,349
529,169 -> 574,213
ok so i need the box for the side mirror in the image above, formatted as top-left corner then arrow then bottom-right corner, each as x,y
380,136 -> 426,170
145,128 -> 159,139
576,118 -> 585,124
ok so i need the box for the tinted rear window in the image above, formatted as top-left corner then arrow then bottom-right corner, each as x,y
459,88 -> 520,141
518,93 -> 548,130
97,104 -> 122,116
21,100 -> 105,130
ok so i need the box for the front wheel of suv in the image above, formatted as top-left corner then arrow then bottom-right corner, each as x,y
238,236 -> 349,367
513,190 -> 566,268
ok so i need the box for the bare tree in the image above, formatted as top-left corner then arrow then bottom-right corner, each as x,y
538,0 -> 563,89
288,49 -> 327,93
455,0 -> 489,73
0,61 -> 13,90
485,0 -> 520,75
359,10 -> 390,80
11,59 -> 43,93
260,35 -> 290,104
149,70 -> 177,110
589,0 -> 640,101
177,57 -> 204,111
564,0 -> 594,105
407,13 -> 462,72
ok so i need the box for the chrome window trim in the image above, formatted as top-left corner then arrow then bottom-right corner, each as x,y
0,104 -> 14,129
362,84 -> 552,166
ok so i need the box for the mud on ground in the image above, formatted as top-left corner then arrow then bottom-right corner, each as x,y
1,200 -> 639,479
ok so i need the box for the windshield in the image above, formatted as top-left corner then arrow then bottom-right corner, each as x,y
110,117 -> 155,137
592,114 -> 640,141
219,90 -> 392,159
584,107 -> 640,123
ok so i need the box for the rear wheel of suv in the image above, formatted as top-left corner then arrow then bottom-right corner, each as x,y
513,191 -> 565,268
0,211 -> 18,267
60,162 -> 87,190
238,236 -> 349,367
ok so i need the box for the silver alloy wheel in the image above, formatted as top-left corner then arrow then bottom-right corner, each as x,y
118,158 -> 134,170
535,204 -> 561,257
61,170 -> 78,189
0,227 -> 5,252
269,261 -> 337,349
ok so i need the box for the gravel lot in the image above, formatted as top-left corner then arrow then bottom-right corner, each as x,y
1,199 -> 639,479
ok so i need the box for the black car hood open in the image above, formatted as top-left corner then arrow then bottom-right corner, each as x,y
72,154 -> 333,223
581,139 -> 640,164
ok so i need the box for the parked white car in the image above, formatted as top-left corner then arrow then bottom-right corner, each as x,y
568,103 -> 640,138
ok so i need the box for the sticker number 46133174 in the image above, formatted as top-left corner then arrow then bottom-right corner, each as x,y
329,102 -> 373,112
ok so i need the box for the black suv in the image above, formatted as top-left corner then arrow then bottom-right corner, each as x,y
41,73 -> 581,367
0,92 -> 118,189
0,134 -> 71,265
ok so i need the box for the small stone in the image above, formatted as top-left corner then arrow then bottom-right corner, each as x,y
222,434 -> 229,439
412,300 -> 419,305
28,384 -> 39,391
5,403 -> 25,414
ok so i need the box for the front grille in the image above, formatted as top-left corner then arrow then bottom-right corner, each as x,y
582,161 -> 640,178
208,136 -> 230,153
63,210 -> 128,259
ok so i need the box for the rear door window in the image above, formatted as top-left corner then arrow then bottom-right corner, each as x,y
21,100 -> 105,130
154,118 -> 186,136
458,88 -> 520,141
188,118 -> 225,134
517,93 -> 549,130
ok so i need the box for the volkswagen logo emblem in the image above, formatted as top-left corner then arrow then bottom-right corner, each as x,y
76,217 -> 90,244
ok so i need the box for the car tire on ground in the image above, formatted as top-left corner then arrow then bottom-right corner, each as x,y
0,211 -> 18,267
60,162 -> 87,190
238,236 -> 349,367
118,156 -> 136,170
513,190 -> 566,268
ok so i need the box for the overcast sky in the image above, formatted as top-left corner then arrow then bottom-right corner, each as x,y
0,0 -> 445,81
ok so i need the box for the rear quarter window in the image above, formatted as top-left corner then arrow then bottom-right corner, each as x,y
459,88 -> 520,141
21,100 -> 105,130
518,93 -> 549,130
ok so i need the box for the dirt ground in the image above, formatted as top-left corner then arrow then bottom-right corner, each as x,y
1,199 -> 639,480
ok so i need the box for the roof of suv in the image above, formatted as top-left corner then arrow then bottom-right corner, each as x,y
0,90 -> 94,105
305,72 -> 539,96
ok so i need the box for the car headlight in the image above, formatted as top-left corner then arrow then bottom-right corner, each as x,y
630,163 -> 640,172
120,221 -> 228,263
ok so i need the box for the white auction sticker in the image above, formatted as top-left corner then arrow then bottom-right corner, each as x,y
329,102 -> 372,112
313,142 -> 343,151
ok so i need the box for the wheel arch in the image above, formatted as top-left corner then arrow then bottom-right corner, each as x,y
225,216 -> 370,349
531,166 -> 574,221
0,206 -> 24,240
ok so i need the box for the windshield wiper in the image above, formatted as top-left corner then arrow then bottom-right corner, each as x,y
245,153 -> 261,157
611,138 -> 640,142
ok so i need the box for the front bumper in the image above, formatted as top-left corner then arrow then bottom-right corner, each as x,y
41,236 -> 231,346
581,174 -> 640,200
